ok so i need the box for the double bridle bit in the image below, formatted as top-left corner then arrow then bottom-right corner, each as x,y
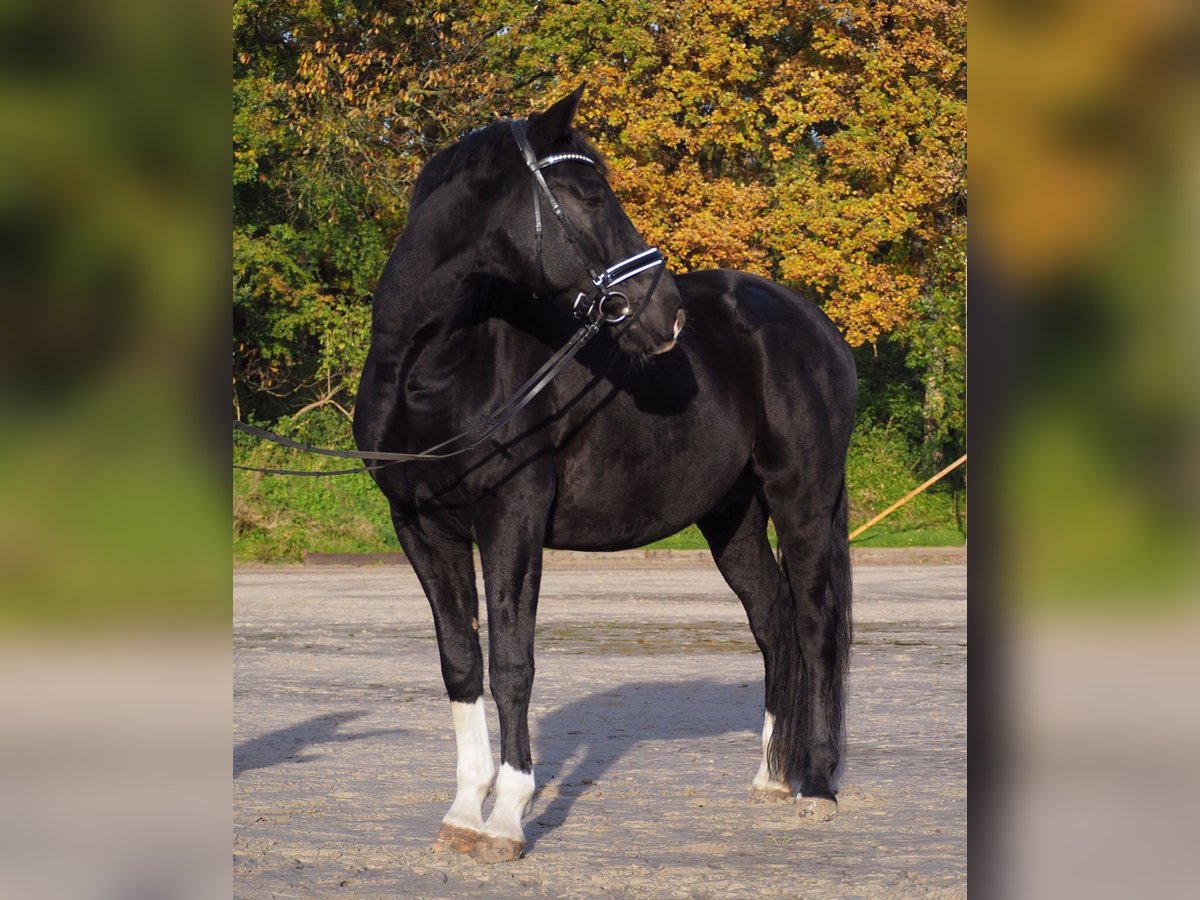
509,120 -> 665,327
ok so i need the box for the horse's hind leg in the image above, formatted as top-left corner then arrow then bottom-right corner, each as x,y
760,473 -> 852,824
701,468 -> 852,823
697,477 -> 794,803
390,511 -> 493,854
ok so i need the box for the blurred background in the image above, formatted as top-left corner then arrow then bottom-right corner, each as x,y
0,0 -> 1196,896
973,0 -> 1200,896
0,1 -> 230,898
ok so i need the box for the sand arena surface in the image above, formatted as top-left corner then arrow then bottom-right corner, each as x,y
234,556 -> 965,898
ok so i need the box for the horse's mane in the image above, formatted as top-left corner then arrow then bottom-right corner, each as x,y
410,118 -> 609,210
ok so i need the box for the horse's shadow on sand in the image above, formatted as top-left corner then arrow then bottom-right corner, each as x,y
528,678 -> 761,847
234,711 -> 410,778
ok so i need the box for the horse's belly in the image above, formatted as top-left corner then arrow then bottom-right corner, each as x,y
545,406 -> 748,551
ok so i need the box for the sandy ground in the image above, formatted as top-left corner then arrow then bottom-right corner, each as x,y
234,557 -> 966,898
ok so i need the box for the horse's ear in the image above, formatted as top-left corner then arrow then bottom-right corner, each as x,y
528,83 -> 586,146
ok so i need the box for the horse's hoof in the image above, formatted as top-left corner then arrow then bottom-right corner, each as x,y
748,785 -> 794,803
797,796 -> 838,822
469,834 -> 525,864
431,823 -> 481,854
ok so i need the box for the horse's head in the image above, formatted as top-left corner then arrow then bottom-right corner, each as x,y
492,87 -> 685,356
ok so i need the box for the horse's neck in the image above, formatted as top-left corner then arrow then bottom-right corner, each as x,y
362,219 -> 571,441
382,266 -> 541,406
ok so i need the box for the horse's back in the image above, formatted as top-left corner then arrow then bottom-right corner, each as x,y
679,269 -> 858,468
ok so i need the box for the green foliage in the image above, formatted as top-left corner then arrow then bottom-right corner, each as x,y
845,424 -> 966,544
898,224 -> 967,471
233,0 -> 965,415
852,337 -> 926,449
234,408 -> 397,561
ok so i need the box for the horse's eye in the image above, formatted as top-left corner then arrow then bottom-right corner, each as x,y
582,193 -> 606,209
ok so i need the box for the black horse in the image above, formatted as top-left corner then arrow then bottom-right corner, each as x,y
353,87 -> 856,863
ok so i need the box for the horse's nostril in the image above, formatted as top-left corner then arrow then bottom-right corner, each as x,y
672,309 -> 686,340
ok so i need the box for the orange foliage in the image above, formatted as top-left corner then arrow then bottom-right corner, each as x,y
515,0 -> 966,345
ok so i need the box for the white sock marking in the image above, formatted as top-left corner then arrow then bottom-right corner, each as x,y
482,762 -> 535,842
442,698 -> 495,831
752,711 -> 791,792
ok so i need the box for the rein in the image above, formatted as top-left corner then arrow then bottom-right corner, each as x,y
234,317 -> 601,476
234,121 -> 666,476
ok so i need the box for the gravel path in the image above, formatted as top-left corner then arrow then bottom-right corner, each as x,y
234,559 -> 966,898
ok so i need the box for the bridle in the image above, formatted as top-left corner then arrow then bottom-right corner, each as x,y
233,119 -> 670,475
509,119 -> 666,328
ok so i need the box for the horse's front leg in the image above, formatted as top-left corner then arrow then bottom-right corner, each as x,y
469,510 -> 546,863
390,512 -> 493,854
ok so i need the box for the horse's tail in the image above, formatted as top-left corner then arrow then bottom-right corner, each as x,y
766,479 -> 852,791
826,480 -> 853,775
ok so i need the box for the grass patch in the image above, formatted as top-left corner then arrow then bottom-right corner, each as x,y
644,524 -> 709,550
850,525 -> 966,548
234,411 -> 397,562
846,424 -> 966,547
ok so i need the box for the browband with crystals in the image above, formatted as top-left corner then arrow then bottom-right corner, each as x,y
534,153 -> 598,170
